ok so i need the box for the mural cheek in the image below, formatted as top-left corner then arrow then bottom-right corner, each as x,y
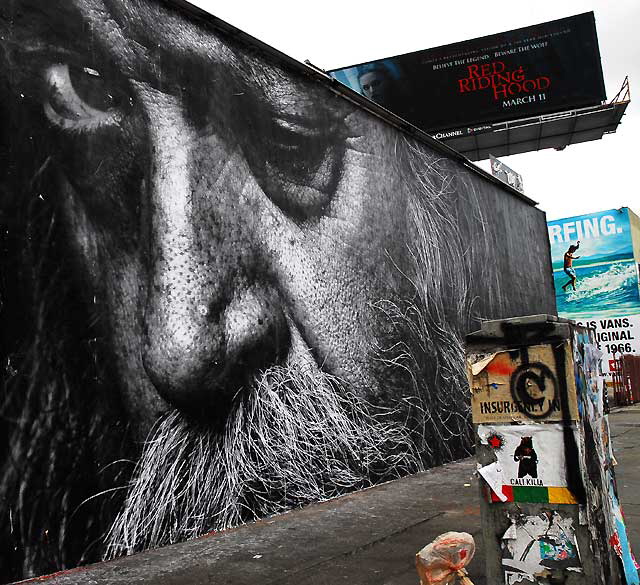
102,256 -> 167,438
252,153 -> 409,401
55,171 -> 164,436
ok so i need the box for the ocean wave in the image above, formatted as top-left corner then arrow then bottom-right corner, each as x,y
565,262 -> 638,302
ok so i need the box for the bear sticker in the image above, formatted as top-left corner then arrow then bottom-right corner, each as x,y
514,436 -> 538,478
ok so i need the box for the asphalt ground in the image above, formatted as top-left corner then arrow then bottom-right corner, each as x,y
16,405 -> 640,585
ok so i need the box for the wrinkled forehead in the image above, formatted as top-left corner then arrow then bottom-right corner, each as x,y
2,0 -> 313,109
83,0 -> 242,79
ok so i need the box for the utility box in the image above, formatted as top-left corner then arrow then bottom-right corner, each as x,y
466,314 -> 638,585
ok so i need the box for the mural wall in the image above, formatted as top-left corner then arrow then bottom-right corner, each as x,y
0,0 -> 555,579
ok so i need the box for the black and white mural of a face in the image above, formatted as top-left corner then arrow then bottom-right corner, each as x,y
0,0 -> 555,579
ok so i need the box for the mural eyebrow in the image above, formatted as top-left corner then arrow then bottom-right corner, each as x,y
259,76 -> 345,134
86,0 -> 246,84
10,0 -> 224,88
65,0 -> 155,81
0,2 -> 90,57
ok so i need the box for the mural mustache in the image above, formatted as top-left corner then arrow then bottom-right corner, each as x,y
0,0 -> 554,580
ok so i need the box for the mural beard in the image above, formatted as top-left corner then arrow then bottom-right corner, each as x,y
0,0 -> 498,579
104,365 -> 420,559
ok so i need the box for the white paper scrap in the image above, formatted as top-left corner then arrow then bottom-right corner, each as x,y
470,352 -> 498,376
477,462 -> 507,502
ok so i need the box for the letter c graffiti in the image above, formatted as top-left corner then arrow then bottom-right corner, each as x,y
509,362 -> 558,420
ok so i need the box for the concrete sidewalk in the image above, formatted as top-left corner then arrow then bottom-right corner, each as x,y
19,406 -> 640,585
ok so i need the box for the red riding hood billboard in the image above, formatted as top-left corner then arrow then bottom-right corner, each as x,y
329,12 -> 606,135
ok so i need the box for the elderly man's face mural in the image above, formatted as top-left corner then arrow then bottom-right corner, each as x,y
0,0 -> 476,577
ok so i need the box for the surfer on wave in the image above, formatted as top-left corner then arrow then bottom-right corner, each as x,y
562,241 -> 581,292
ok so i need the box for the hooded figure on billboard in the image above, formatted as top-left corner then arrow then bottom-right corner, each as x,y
356,61 -> 411,118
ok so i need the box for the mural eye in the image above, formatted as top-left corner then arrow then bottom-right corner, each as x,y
268,118 -> 330,180
43,63 -> 132,130
256,116 -> 344,220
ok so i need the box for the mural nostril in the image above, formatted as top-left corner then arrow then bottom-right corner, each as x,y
223,284 -> 291,383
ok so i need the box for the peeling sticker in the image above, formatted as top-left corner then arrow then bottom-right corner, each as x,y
477,462 -> 507,502
469,352 -> 499,376
504,571 -> 536,584
502,511 -> 581,582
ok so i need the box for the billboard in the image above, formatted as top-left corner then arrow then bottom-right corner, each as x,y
548,209 -> 640,320
547,209 -> 640,384
329,12 -> 605,134
0,0 -> 556,580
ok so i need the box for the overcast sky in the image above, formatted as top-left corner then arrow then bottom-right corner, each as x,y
188,0 -> 638,221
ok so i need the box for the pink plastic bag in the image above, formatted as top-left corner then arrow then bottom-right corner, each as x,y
415,531 -> 475,585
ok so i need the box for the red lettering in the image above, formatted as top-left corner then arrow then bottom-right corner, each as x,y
537,76 -> 551,90
493,84 -> 508,99
477,76 -> 491,90
493,61 -> 506,74
467,64 -> 480,78
512,66 -> 525,83
508,82 -> 521,95
458,78 -> 472,92
460,63 -> 547,100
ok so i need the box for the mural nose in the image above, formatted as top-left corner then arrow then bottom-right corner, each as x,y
136,91 -> 293,420
142,284 -> 290,420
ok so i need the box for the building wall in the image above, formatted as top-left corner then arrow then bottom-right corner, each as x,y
0,0 -> 555,579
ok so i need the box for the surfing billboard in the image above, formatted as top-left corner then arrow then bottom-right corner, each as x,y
328,12 -> 605,134
548,208 -> 640,320
547,208 -> 640,383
